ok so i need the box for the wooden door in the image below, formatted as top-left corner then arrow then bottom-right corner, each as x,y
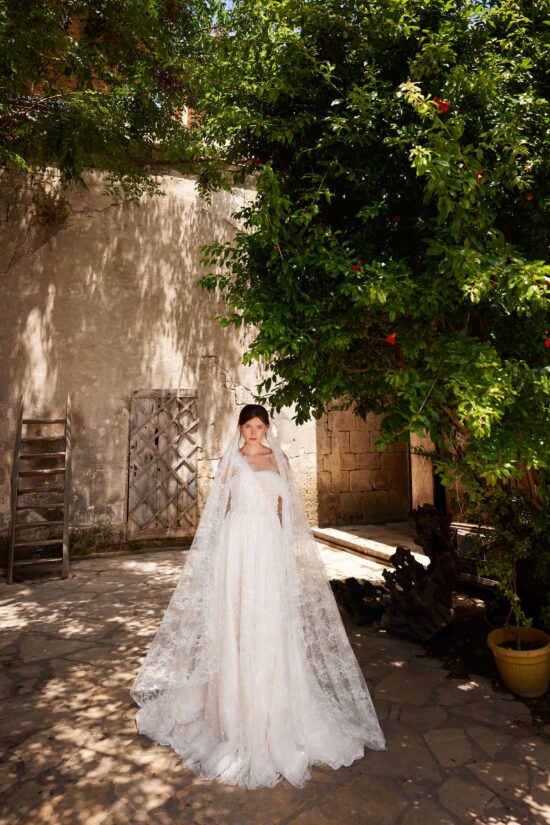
127,389 -> 199,539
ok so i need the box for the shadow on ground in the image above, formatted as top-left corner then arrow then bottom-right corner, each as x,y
0,551 -> 549,825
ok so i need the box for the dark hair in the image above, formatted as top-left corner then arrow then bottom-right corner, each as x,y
238,404 -> 269,427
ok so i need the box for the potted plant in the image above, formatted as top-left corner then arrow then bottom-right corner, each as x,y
476,488 -> 550,698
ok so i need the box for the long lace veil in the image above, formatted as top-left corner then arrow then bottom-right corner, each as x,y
131,424 -> 385,750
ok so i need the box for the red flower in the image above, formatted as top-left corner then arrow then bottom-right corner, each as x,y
392,215 -> 402,223
351,262 -> 362,271
526,193 -> 534,201
544,338 -> 550,349
254,158 -> 261,167
385,332 -> 398,345
432,96 -> 450,114
476,170 -> 484,182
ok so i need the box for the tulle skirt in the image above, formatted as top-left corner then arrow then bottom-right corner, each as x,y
135,496 -> 384,789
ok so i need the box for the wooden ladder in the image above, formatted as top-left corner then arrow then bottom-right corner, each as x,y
7,394 -> 72,584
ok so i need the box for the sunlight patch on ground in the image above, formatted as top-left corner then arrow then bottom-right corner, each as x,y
0,548 -> 541,825
457,681 -> 482,693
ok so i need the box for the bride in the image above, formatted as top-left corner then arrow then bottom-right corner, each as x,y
131,404 -> 385,789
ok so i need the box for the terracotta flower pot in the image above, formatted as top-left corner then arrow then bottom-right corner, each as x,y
487,626 -> 550,698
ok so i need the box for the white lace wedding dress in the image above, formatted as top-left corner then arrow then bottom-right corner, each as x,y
131,432 -> 385,789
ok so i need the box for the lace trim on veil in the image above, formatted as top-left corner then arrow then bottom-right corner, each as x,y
130,425 -> 386,753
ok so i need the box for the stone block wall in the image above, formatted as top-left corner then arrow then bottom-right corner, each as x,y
316,408 -> 410,526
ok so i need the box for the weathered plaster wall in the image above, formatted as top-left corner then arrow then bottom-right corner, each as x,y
0,169 -> 410,544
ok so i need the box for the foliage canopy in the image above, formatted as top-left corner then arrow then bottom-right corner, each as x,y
200,0 -> 550,508
2,0 -> 548,513
0,0 -> 218,194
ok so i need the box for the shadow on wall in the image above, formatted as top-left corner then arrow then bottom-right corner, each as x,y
0,168 -> 259,534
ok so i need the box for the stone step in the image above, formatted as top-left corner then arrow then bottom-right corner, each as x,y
313,525 -> 429,568
313,525 -> 498,589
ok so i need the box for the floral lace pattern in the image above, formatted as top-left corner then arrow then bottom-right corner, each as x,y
131,430 -> 385,788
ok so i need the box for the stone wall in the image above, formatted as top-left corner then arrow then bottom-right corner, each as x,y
316,407 -> 410,525
0,168 -> 411,545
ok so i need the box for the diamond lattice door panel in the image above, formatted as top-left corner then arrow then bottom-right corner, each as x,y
127,389 -> 199,539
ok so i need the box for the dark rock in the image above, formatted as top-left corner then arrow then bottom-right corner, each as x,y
330,577 -> 388,625
377,505 -> 458,642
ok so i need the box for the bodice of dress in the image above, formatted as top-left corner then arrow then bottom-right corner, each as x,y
251,469 -> 285,508
228,466 -> 285,516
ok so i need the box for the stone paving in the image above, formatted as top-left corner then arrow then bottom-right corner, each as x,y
0,549 -> 549,825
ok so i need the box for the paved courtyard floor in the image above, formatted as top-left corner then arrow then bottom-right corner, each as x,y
0,549 -> 549,825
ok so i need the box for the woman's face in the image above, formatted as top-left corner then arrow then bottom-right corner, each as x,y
240,416 -> 268,446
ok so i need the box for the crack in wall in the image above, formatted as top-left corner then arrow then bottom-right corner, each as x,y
200,354 -> 255,406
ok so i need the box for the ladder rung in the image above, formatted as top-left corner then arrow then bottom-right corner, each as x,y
21,436 -> 65,443
23,418 -> 65,424
13,557 -> 63,567
19,452 -> 66,459
16,520 -> 65,530
17,504 -> 64,511
18,487 -> 65,494
19,468 -> 65,476
14,539 -> 63,549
